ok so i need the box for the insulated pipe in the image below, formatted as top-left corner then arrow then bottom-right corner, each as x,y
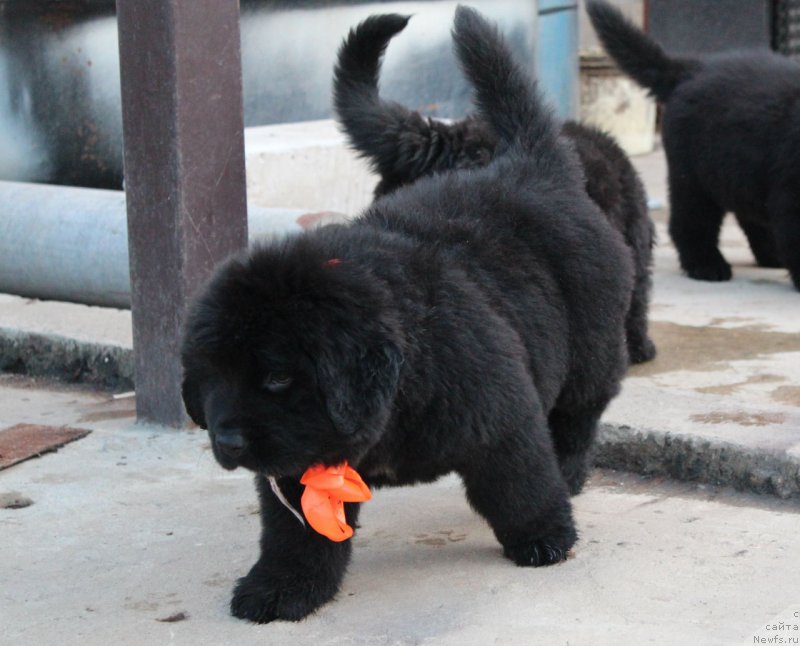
0,180 -> 330,308
0,1 -> 544,188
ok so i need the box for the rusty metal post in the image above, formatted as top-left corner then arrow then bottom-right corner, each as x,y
117,0 -> 248,426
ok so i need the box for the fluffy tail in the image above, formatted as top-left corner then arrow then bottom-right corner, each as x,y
451,5 -> 561,160
333,14 -> 478,193
586,0 -> 698,102
332,13 -> 410,163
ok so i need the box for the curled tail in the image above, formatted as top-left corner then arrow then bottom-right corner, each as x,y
333,13 -> 411,166
333,14 -> 492,195
586,0 -> 699,102
451,5 -> 561,160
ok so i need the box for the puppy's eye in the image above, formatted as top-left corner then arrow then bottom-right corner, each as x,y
262,372 -> 293,393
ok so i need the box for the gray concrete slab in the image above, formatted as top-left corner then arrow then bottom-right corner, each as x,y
597,207 -> 800,497
1,378 -> 798,645
0,293 -> 132,347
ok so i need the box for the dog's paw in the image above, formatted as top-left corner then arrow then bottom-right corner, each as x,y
747,244 -> 783,268
497,513 -> 578,567
230,570 -> 337,624
685,261 -> 732,282
558,453 -> 591,496
628,336 -> 656,365
754,256 -> 783,269
504,539 -> 568,566
501,529 -> 577,567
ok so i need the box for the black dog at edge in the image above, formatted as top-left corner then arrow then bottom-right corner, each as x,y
587,0 -> 800,288
333,14 -> 657,363
181,7 -> 632,624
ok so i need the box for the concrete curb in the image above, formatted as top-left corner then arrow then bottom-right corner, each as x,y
596,424 -> 800,500
2,324 -> 798,501
0,327 -> 133,391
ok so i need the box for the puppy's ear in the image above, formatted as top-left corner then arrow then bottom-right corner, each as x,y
317,336 -> 402,437
181,375 -> 207,429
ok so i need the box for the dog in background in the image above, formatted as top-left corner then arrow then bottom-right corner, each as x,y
182,6 -> 632,623
333,14 -> 657,363
587,0 -> 800,288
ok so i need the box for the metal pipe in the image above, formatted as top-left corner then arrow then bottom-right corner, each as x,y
0,180 -> 312,309
0,0 -> 545,189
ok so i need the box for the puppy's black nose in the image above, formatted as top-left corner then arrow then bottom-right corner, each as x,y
215,431 -> 246,458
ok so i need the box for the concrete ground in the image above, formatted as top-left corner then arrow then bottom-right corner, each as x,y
1,377 -> 799,645
1,144 -> 799,643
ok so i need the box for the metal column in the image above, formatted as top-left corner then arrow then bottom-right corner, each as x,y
117,0 -> 248,426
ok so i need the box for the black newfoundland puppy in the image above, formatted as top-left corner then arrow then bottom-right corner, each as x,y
333,14 -> 656,363
181,6 -> 632,624
587,0 -> 800,288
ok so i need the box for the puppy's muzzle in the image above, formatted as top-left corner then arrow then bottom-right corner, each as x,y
213,429 -> 247,466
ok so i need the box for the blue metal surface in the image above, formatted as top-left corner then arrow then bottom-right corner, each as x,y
538,0 -> 578,12
536,2 -> 579,118
0,0 -> 581,188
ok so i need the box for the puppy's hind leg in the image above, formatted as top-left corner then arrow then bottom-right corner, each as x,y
767,191 -> 800,290
625,262 -> 656,364
231,475 -> 360,623
548,403 -> 607,496
623,209 -> 656,363
668,175 -> 731,281
733,213 -> 783,268
460,405 -> 577,567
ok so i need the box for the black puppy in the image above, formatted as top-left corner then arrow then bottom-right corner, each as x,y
182,6 -> 632,624
333,14 -> 656,363
587,0 -> 800,288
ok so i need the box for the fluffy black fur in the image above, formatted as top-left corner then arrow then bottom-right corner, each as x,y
587,0 -> 800,287
333,13 -> 656,363
182,6 -> 632,624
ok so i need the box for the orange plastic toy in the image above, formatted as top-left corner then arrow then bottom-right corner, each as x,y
300,463 -> 371,542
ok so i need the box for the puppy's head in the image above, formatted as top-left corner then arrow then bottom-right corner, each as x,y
181,237 -> 403,477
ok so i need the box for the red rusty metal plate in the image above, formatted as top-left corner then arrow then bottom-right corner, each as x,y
0,424 -> 91,470
296,211 -> 350,229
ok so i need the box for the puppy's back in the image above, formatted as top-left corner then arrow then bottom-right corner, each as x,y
367,7 -> 633,314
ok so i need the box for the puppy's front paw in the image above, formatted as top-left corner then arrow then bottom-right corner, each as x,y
628,336 -> 656,365
503,538 -> 570,566
231,569 -> 338,624
498,519 -> 577,567
685,261 -> 732,282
